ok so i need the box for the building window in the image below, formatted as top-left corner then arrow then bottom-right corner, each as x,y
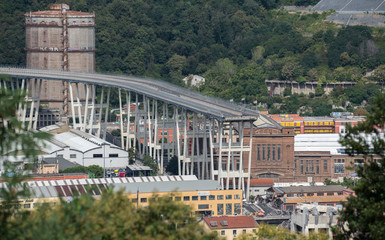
226,203 -> 232,215
306,160 -> 314,173
277,145 -> 281,161
93,154 -> 103,158
327,192 -> 334,196
317,193 -> 324,196
354,159 -> 364,172
200,196 -> 207,200
243,229 -> 247,233
24,204 -> 31,209
225,195 -> 232,200
324,160 -> 328,172
132,198 -> 138,203
234,203 -> 241,214
175,197 -> 181,201
217,195 -> 224,200
217,204 -> 224,215
294,160 -> 297,171
198,204 -> 209,209
233,230 -> 237,236
262,145 -> 266,161
301,160 -> 304,174
287,193 -> 294,197
109,154 -> 118,157
221,230 -> 225,236
316,160 -> 320,174
140,198 -> 147,203
307,193 -> 314,196
192,196 -> 198,201
234,194 -> 241,199
334,159 -> 345,173
183,196 -> 190,201
257,144 -> 260,161
70,154 -> 76,158
267,144 -> 271,161
209,195 -> 215,200
272,144 -> 276,160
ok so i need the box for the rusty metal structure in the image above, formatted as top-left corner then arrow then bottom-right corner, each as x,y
25,3 -> 95,114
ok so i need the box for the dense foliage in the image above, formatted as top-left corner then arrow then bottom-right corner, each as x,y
253,224 -> 329,240
60,164 -> 104,178
7,191 -> 218,240
1,1 -> 385,114
336,94 -> 385,239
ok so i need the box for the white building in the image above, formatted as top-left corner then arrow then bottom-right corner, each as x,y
290,203 -> 340,238
39,127 -> 129,168
183,74 -> 205,87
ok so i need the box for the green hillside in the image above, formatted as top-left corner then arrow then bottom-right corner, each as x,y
1,0 -> 384,115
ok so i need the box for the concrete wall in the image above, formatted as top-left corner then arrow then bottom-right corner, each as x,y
266,80 -> 356,96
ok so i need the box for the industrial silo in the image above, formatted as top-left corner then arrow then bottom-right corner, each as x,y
25,3 -> 95,116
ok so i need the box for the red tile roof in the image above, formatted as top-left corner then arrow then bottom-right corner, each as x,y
225,179 -> 274,188
202,216 -> 257,229
249,179 -> 274,186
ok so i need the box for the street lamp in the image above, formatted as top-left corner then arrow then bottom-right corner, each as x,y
102,143 -> 108,178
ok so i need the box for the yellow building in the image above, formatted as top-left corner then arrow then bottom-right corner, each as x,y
2,175 -> 243,216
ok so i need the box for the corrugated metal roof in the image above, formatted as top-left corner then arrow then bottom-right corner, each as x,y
276,185 -> 345,194
0,175 -> 217,200
295,134 -> 342,154
114,180 -> 221,194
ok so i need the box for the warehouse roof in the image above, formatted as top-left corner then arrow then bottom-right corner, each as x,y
0,175 -> 223,199
274,185 -> 345,194
295,134 -> 342,154
40,128 -> 113,154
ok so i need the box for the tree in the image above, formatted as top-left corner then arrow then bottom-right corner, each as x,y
13,190 -> 218,239
128,147 -> 137,165
254,224 -> 328,240
0,81 -> 50,238
166,156 -> 179,175
336,94 -> 385,239
142,155 -> 158,175
61,165 -> 104,178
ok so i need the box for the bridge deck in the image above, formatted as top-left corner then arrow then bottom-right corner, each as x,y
0,67 -> 259,121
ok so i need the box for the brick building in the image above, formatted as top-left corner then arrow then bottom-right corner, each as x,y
243,121 -> 374,183
243,117 -> 296,183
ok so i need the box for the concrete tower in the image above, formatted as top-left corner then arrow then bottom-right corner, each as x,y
25,3 -> 95,114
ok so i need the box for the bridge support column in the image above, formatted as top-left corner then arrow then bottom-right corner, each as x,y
70,84 -> 108,137
7,78 -> 42,130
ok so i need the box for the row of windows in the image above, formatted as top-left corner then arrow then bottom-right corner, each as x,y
221,229 -> 255,236
257,144 -> 281,161
93,154 -> 119,158
10,202 -> 57,209
304,129 -> 334,134
217,203 -> 242,215
296,160 -> 327,174
286,192 -> 343,197
135,194 -> 241,203
304,121 -> 334,126
58,154 -> 120,159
